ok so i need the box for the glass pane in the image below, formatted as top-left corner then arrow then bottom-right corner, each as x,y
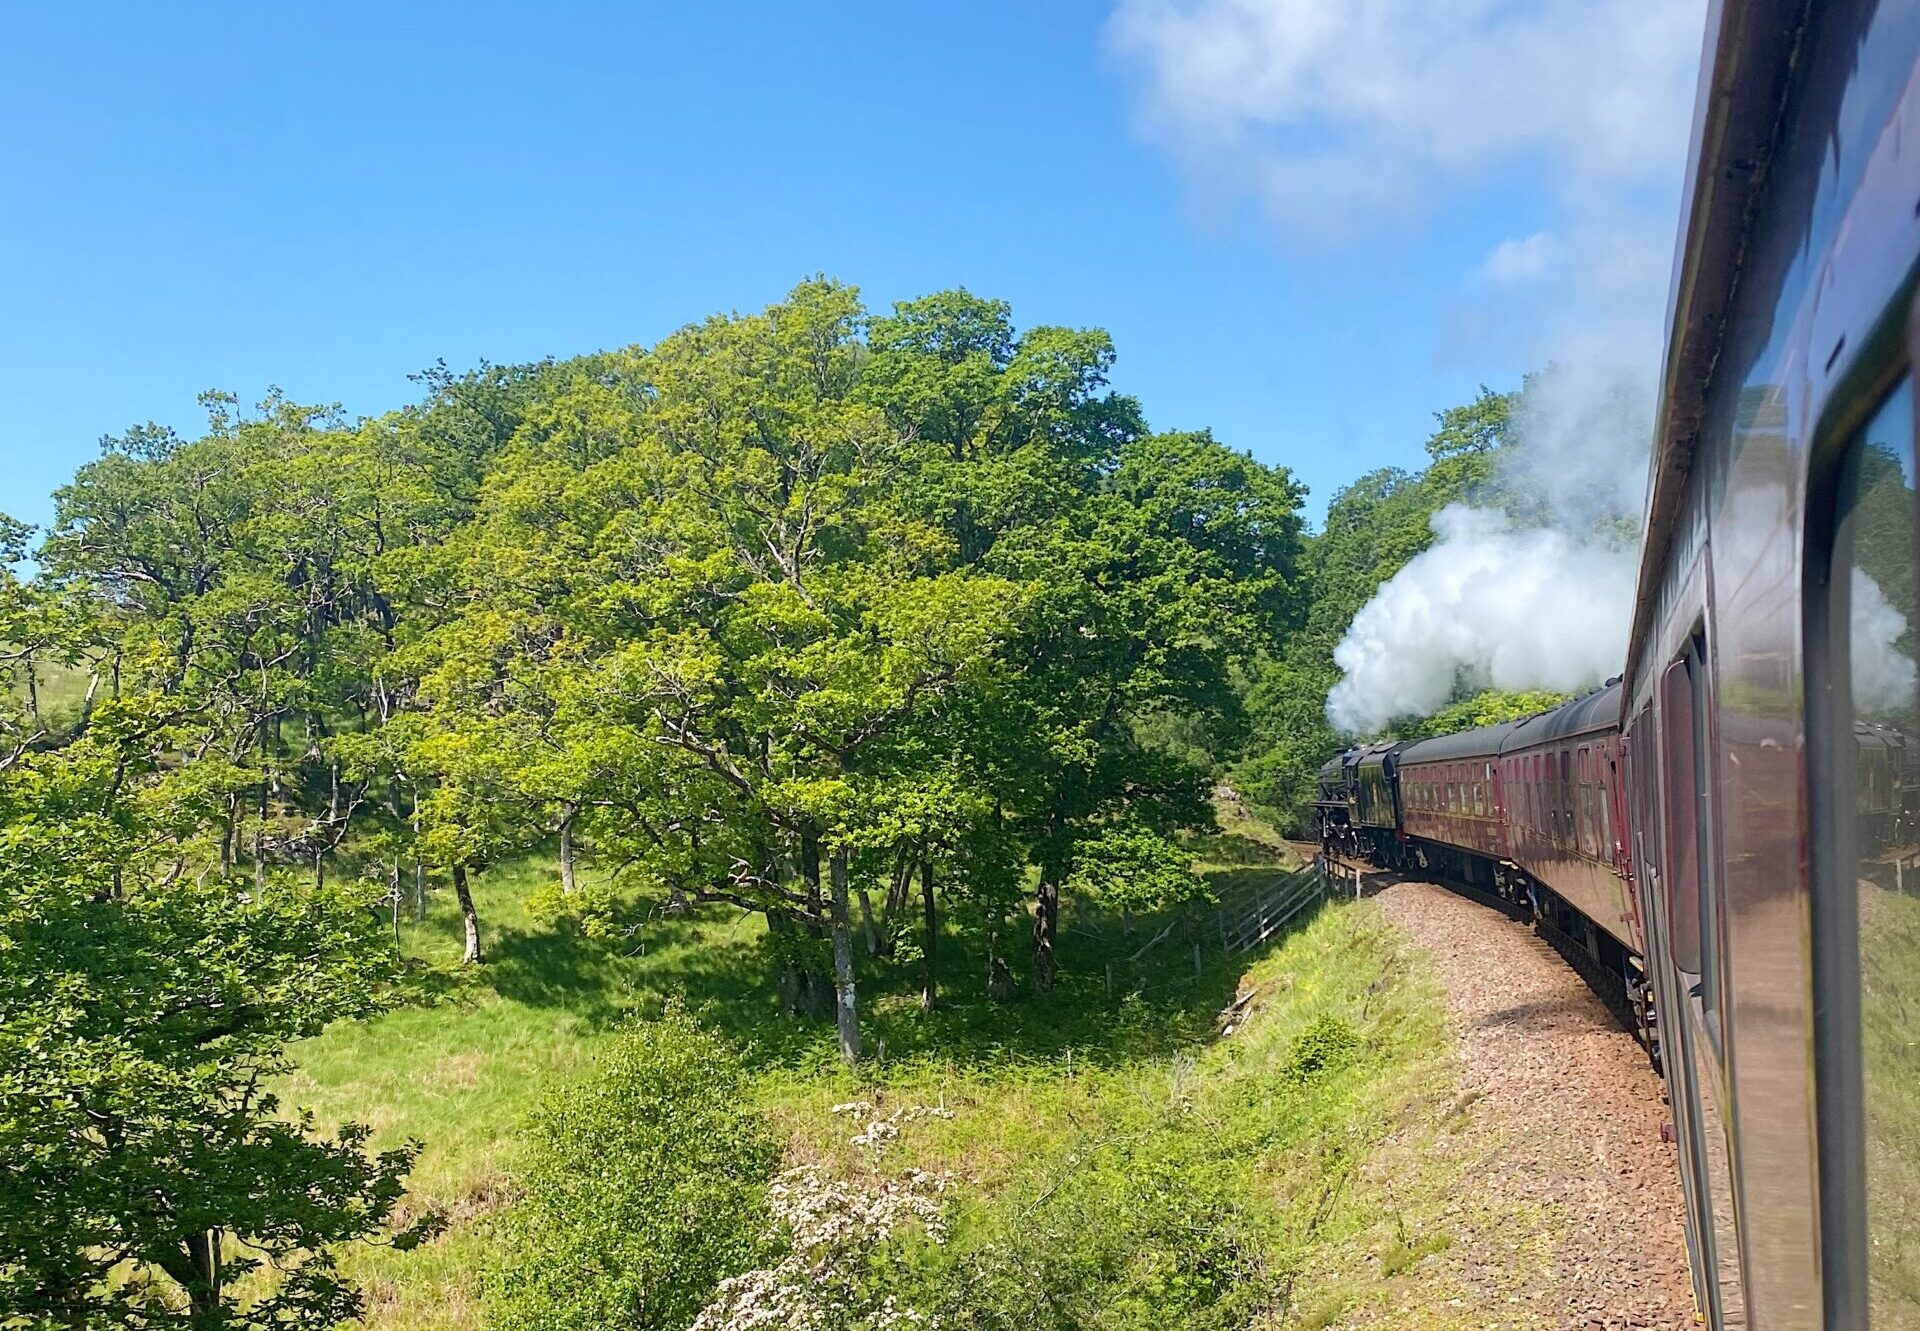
1832,377 -> 1920,1327
1661,660 -> 1703,976
1600,779 -> 1612,859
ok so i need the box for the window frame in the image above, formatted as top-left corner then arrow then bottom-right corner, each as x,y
1803,330 -> 1919,1329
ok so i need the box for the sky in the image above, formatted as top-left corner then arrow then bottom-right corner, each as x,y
0,1 -> 1706,538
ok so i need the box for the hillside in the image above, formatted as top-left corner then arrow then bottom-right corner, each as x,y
279,832 -> 1470,1330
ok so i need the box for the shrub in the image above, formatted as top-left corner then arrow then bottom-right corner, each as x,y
928,1138 -> 1276,1331
1283,1015 -> 1361,1083
487,1005 -> 779,1331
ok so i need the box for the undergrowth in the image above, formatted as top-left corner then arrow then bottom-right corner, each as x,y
284,832 -> 1454,1329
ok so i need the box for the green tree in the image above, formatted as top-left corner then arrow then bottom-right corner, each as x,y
0,698 -> 435,1328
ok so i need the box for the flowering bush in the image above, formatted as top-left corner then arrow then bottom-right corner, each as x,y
690,1164 -> 950,1331
830,1099 -> 954,1157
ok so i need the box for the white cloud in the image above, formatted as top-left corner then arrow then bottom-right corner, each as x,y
1106,0 -> 1704,232
1478,232 -> 1563,286
1106,1 -> 1706,355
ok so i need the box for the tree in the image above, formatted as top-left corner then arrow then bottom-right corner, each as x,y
0,698 -> 436,1328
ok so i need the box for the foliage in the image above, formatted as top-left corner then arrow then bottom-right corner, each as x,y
2,272 -> 1546,1329
1396,688 -> 1569,740
690,1165 -> 949,1331
0,701 -> 434,1328
1064,820 -> 1209,915
486,1007 -> 780,1331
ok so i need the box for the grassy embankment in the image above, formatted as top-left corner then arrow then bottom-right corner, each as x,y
1863,882 -> 1920,1323
289,826 -> 1496,1329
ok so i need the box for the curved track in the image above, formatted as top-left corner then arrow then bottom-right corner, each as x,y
1373,879 -> 1693,1329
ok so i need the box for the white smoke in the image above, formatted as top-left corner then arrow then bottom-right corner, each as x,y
1851,568 -> 1918,717
1324,361 -> 1652,734
1326,507 -> 1636,733
1103,0 -> 1708,734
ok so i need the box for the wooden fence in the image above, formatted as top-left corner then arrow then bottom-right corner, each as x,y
1216,863 -> 1326,957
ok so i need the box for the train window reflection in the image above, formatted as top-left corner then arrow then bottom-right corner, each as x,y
1830,375 -> 1920,1326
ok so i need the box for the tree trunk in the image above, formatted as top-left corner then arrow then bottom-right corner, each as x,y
920,860 -> 937,1012
255,725 -> 270,891
800,826 -> 823,917
390,862 -> 403,954
410,788 -> 427,921
558,804 -> 578,895
453,865 -> 482,965
219,793 -> 235,876
794,826 -> 830,1016
1031,874 -> 1060,993
767,909 -> 805,1016
24,654 -> 38,725
159,1228 -> 222,1321
829,848 -> 861,1065
986,917 -> 1015,1004
855,885 -> 880,956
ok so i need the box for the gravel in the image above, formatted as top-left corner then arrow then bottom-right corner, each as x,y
1372,878 -> 1695,1330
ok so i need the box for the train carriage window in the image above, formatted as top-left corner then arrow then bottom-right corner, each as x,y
1541,761 -> 1554,839
1817,374 -> 1919,1325
1659,646 -> 1720,1015
1599,763 -> 1613,859
1662,631 -> 1747,1327
1546,757 -> 1557,839
1560,750 -> 1574,844
1578,748 -> 1594,854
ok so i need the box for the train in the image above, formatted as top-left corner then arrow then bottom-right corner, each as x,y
1315,679 -> 1658,1051
1316,3 -> 1920,1326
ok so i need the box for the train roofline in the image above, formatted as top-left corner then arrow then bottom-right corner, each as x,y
1630,0 -> 1806,704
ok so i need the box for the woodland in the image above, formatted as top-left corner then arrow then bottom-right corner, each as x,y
0,280 -> 1562,1329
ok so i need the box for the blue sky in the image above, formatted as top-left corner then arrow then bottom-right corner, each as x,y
0,2 -> 1698,538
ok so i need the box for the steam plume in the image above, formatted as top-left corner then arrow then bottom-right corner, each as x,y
1324,362 -> 1650,734
1851,568 -> 1918,716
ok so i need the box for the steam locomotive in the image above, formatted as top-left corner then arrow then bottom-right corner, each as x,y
1316,4 -> 1920,1325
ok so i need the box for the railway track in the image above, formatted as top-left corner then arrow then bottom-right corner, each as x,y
1317,848 -> 1646,1052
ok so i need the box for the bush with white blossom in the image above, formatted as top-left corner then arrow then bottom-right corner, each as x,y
690,1159 -> 951,1331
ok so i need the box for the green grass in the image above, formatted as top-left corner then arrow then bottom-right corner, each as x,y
4,652 -> 93,733
286,828 -> 1461,1329
1862,882 -> 1920,1327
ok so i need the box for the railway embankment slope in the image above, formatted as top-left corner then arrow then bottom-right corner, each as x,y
1323,880 -> 1694,1330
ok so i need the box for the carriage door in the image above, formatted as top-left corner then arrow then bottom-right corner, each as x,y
1660,635 -> 1747,1329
